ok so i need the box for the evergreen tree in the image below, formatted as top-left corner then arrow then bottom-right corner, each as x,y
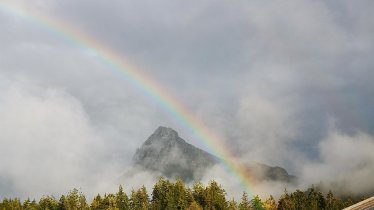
1,198 -> 22,210
205,180 -> 227,210
58,195 -> 66,210
305,187 -> 325,210
325,191 -> 342,210
0,178 -> 370,210
90,194 -> 103,210
239,192 -> 251,210
116,185 -> 130,210
167,179 -> 192,210
61,188 -> 89,210
23,198 -> 39,210
188,201 -> 203,210
277,189 -> 294,210
151,177 -> 172,210
227,198 -> 238,210
130,186 -> 149,210
151,178 -> 193,210
30,199 -> 39,210
251,195 -> 264,210
39,196 -> 58,210
291,190 -> 306,210
102,193 -> 119,210
263,195 -> 277,210
192,182 -> 206,208
343,197 -> 354,208
185,188 -> 194,208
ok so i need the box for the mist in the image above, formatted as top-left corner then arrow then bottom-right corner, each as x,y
1,0 -> 374,200
300,126 -> 374,196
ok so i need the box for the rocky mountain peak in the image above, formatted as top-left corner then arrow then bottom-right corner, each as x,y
153,126 -> 178,138
132,126 -> 217,181
144,126 -> 179,145
141,126 -> 185,150
129,126 -> 296,183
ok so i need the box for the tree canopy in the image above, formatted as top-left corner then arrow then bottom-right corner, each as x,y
0,178 -> 367,210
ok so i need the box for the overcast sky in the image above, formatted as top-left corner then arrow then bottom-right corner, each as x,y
1,0 -> 374,199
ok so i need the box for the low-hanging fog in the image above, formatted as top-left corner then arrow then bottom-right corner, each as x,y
0,0 -> 374,200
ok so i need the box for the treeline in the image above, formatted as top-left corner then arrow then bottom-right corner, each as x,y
0,178 -> 364,210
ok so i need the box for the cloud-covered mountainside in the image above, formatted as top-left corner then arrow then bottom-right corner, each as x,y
128,126 -> 295,183
132,126 -> 216,182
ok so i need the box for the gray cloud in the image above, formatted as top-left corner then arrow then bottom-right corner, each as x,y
0,0 -> 374,199
0,80 -> 119,199
300,126 -> 374,196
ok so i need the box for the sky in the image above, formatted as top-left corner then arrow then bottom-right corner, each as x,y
0,0 -> 374,199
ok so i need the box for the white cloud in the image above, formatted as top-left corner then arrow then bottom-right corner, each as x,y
0,0 -> 374,199
201,164 -> 297,200
0,81 -> 119,199
301,128 -> 374,195
232,89 -> 302,170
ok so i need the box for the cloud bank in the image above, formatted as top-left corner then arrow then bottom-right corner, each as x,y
300,127 -> 374,196
0,80 -> 120,199
0,0 -> 373,199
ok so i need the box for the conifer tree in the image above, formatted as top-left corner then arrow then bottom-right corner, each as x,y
151,177 -> 172,210
1,198 -> 22,210
167,179 -> 192,210
62,188 -> 89,210
325,191 -> 342,210
205,180 -> 227,210
192,182 -> 206,208
277,189 -> 294,210
263,195 -> 277,210
343,197 -> 354,208
116,185 -> 130,210
188,201 -> 203,210
90,194 -> 103,210
58,195 -> 66,210
39,196 -> 59,210
130,186 -> 149,210
291,190 -> 306,210
0,178 -> 370,210
306,187 -> 325,210
251,195 -> 265,210
239,192 -> 251,210
23,198 -> 39,210
30,199 -> 39,209
227,198 -> 238,210
102,193 -> 118,210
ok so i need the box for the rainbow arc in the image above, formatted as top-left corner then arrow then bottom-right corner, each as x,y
0,0 -> 256,197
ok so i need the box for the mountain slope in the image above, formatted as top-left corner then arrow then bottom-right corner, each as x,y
132,126 -> 295,183
133,126 -> 217,181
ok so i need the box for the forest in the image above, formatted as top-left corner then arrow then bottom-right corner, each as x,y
0,177 -> 367,210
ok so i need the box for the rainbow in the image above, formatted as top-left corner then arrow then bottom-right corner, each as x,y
0,1 -> 256,196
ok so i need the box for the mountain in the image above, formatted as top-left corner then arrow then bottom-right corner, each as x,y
133,126 -> 217,181
132,126 -> 295,183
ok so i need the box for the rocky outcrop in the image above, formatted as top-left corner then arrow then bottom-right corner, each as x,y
131,126 -> 296,183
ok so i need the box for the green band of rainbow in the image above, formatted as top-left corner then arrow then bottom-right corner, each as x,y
0,1 -> 256,196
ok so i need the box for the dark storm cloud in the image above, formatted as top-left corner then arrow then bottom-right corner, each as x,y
0,0 -> 374,198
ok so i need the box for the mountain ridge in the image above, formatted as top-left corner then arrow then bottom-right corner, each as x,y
133,126 -> 217,181
131,126 -> 296,183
